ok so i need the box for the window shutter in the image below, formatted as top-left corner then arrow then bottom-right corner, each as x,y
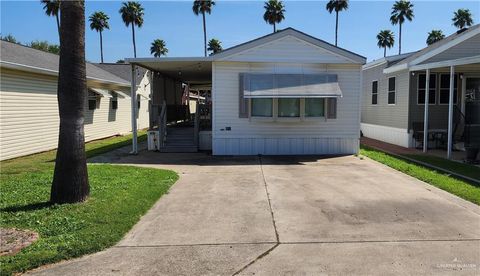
327,98 -> 337,119
239,74 -> 248,118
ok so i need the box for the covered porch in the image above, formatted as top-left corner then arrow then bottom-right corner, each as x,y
126,57 -> 213,153
411,56 -> 480,163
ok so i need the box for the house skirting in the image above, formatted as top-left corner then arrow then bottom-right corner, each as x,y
212,137 -> 359,155
361,123 -> 411,148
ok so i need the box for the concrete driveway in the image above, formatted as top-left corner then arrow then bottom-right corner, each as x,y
29,150 -> 480,275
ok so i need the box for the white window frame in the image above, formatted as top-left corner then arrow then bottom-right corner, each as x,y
416,73 -> 437,106
249,98 -> 326,122
438,73 -> 458,105
387,76 -> 396,105
371,80 -> 378,105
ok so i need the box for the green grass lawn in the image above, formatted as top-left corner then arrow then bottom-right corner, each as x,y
404,154 -> 480,181
360,145 -> 480,205
0,131 -> 177,275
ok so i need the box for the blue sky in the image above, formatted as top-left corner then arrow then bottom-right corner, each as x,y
1,1 -> 479,63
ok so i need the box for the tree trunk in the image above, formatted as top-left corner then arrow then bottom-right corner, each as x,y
51,0 -> 89,204
335,10 -> 339,46
273,22 -> 276,33
384,47 -> 386,57
202,12 -> 207,57
398,23 -> 402,55
100,31 -> 103,63
132,23 -> 137,58
55,14 -> 61,39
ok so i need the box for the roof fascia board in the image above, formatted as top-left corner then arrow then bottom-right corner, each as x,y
1,61 -> 130,87
409,28 -> 480,66
383,63 -> 409,74
362,59 -> 387,70
410,55 -> 480,71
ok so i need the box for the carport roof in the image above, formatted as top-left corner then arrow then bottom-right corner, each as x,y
125,57 -> 212,86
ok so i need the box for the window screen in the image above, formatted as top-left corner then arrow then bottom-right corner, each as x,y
251,98 -> 273,117
278,98 -> 300,117
305,98 -> 325,117
372,81 -> 378,105
388,77 -> 396,104
439,74 -> 458,104
417,74 -> 436,104
88,91 -> 97,110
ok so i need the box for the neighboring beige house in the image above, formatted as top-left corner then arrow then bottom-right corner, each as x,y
0,41 -> 150,161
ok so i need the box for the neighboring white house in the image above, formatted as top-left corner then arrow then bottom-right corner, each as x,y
127,28 -> 366,155
0,41 -> 150,161
361,25 -> 480,159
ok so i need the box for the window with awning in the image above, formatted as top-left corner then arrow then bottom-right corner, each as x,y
243,73 -> 343,98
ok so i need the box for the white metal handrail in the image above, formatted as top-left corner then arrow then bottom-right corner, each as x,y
159,101 -> 167,148
193,102 -> 200,146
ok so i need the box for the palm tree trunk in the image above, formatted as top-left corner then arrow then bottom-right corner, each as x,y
51,0 -> 89,204
100,31 -> 103,63
335,10 -> 339,46
55,14 -> 60,38
398,23 -> 402,55
202,12 -> 207,57
384,47 -> 386,57
273,22 -> 276,33
132,24 -> 137,58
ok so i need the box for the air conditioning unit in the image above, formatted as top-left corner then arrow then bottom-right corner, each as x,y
147,130 -> 160,151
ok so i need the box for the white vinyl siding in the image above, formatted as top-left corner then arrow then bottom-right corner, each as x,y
212,62 -> 361,155
0,69 -> 149,161
220,35 -> 354,64
361,63 -> 410,129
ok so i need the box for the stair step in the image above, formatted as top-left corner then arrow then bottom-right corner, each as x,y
159,146 -> 198,153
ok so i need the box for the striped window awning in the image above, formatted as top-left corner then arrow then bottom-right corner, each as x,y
89,88 -> 112,98
243,73 -> 343,98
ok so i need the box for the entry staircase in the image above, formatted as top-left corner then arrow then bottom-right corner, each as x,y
159,126 -> 197,153
154,100 -> 199,153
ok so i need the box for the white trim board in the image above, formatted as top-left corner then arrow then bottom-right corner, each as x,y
361,123 -> 410,148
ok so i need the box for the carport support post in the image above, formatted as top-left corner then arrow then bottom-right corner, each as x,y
130,64 -> 138,154
423,69 -> 430,153
447,65 -> 454,159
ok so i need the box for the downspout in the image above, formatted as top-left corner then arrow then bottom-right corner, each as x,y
130,64 -> 138,154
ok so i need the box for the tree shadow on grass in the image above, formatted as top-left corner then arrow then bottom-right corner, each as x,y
1,202 -> 52,213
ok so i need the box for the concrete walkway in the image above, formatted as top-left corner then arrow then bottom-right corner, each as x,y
29,149 -> 480,275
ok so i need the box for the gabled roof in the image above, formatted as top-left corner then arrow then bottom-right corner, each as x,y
0,41 -> 130,87
384,24 -> 480,73
94,63 -> 148,86
211,28 -> 366,64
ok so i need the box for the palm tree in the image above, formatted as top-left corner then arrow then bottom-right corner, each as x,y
426,30 -> 445,45
150,39 -> 168,57
377,30 -> 395,57
452,9 -> 474,30
40,0 -> 60,37
1,34 -> 18,43
263,0 -> 285,33
192,0 -> 215,57
119,1 -> 144,58
207,38 -> 222,55
390,0 -> 414,55
50,0 -> 89,204
89,11 -> 110,63
325,0 -> 349,46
